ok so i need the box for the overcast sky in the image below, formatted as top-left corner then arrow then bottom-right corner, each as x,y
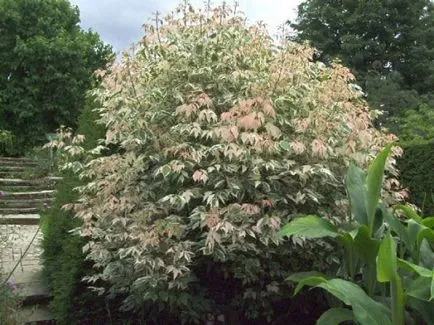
69,0 -> 302,52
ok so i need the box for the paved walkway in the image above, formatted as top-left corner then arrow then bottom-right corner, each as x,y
0,157 -> 56,323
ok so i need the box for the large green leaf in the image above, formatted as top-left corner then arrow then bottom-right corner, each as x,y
407,220 -> 434,261
422,217 -> 434,229
316,308 -> 354,325
399,260 -> 434,301
279,215 -> 339,239
377,232 -> 398,282
346,163 -> 368,226
406,276 -> 432,301
407,296 -> 434,325
381,204 -> 410,248
287,271 -> 328,295
417,228 -> 434,253
317,279 -> 391,325
420,239 -> 434,269
288,274 -> 391,325
354,225 -> 380,263
398,259 -> 433,278
394,204 -> 423,223
366,144 -> 393,231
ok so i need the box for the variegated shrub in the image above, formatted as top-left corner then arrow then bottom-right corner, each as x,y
62,2 -> 404,322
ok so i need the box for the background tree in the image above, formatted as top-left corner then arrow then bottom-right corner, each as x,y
0,0 -> 113,154
289,0 -> 434,118
289,0 -> 434,214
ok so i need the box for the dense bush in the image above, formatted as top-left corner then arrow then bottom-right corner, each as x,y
398,143 -> 434,216
52,3 -> 403,323
41,98 -> 107,324
393,105 -> 434,216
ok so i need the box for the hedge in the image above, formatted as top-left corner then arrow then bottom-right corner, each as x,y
398,142 -> 434,216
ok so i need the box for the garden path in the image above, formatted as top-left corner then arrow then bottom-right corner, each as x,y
0,157 -> 59,324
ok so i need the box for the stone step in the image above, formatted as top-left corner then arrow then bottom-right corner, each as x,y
0,165 -> 29,171
0,213 -> 41,223
0,208 -> 43,217
0,171 -> 28,178
0,198 -> 53,208
0,177 -> 61,186
0,157 -> 37,166
0,185 -> 52,192
2,190 -> 56,200
19,304 -> 55,324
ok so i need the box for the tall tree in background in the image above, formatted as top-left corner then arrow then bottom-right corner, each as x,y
289,0 -> 434,119
0,0 -> 113,154
289,0 -> 434,214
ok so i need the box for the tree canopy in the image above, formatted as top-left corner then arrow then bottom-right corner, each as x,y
0,0 -> 113,154
289,0 -> 434,118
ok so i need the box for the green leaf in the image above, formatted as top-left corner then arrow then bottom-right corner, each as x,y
397,259 -> 433,277
317,279 -> 391,325
366,144 -> 393,231
279,140 -> 291,151
422,217 -> 434,229
406,276 -> 432,301
287,271 -> 328,295
354,225 -> 380,263
162,165 -> 172,177
432,274 -> 434,302
316,308 -> 354,325
346,163 -> 368,226
417,228 -> 434,253
288,275 -> 391,325
394,204 -> 423,223
420,239 -> 434,269
407,296 -> 434,325
381,204 -> 410,248
279,215 -> 339,239
377,232 -> 398,282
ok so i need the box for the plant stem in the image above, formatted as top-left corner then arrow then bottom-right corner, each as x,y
391,276 -> 405,325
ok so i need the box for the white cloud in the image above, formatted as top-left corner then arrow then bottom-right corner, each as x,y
70,0 -> 301,51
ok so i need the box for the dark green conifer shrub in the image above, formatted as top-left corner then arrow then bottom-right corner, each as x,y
41,98 -> 108,323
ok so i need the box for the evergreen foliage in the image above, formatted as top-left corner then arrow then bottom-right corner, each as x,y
289,0 -> 434,119
41,98 -> 107,323
398,143 -> 434,216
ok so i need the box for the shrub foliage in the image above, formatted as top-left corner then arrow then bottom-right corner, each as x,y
54,3 -> 403,322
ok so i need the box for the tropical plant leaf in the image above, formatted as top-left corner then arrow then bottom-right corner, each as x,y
420,239 -> 434,269
317,279 -> 391,325
407,296 -> 434,325
366,144 -> 393,231
287,271 -> 328,296
417,228 -> 434,253
354,225 -> 380,263
394,204 -> 423,223
422,217 -> 434,229
288,274 -> 391,325
346,163 -> 368,226
406,276 -> 432,301
279,215 -> 339,239
377,232 -> 398,282
316,307 -> 354,325
398,259 -> 433,278
381,203 -> 410,248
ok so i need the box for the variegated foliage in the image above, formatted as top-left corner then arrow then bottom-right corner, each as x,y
52,2 -> 405,320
